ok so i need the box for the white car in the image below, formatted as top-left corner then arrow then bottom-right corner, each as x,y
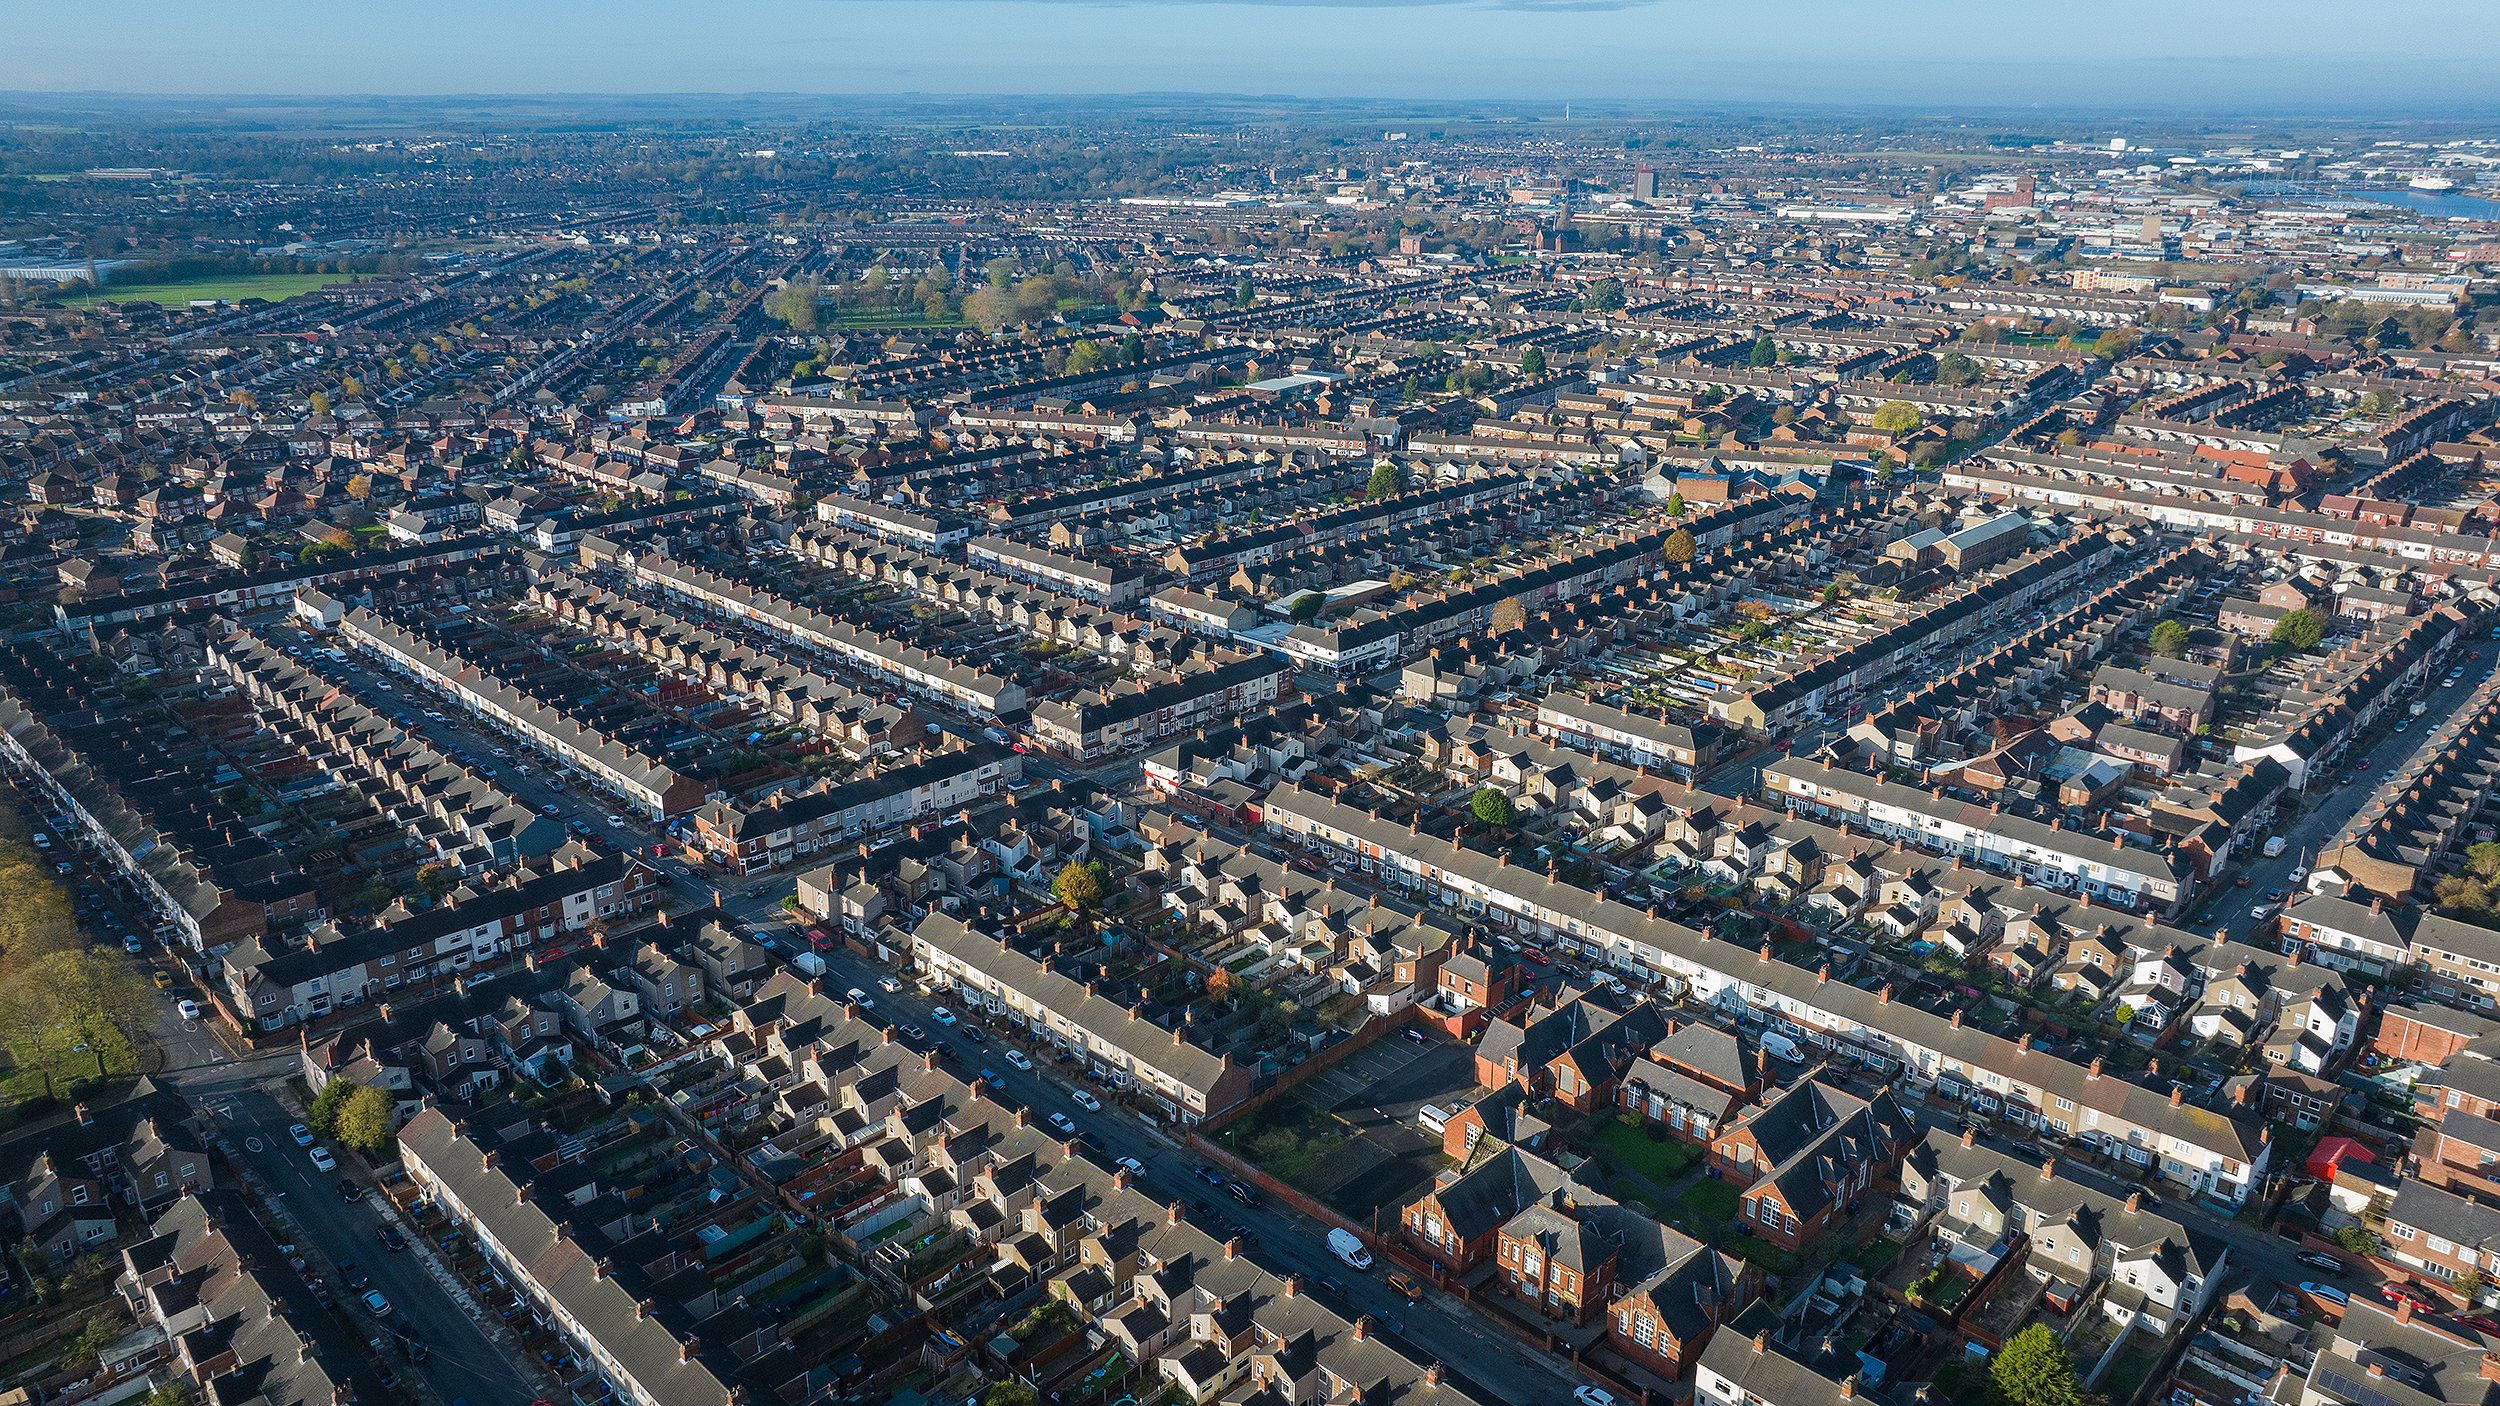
1004,1049 -> 1033,1071
878,976 -> 902,994
1573,1389 -> 1619,1406
1048,1112 -> 1078,1135
177,999 -> 203,1021
1071,1090 -> 1103,1112
846,988 -> 872,1008
2251,904 -> 2275,920
309,1146 -> 338,1172
2290,866 -> 2308,883
1117,1156 -> 1146,1175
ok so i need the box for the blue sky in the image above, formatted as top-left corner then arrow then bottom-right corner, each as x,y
5,0 -> 2497,107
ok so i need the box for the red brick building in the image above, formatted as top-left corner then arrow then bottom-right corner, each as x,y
1713,1071 -> 1916,1254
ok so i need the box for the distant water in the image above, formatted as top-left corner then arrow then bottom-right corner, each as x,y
2346,188 -> 2498,220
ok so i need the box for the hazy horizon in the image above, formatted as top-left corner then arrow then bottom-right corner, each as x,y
6,0 -> 2500,112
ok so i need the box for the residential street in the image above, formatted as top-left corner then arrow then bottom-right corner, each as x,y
143,1002 -> 540,1406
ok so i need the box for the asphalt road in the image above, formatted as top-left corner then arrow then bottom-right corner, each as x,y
143,1003 -> 537,1406
2200,636 -> 2497,942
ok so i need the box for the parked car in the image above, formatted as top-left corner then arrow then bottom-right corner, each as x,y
1225,1181 -> 1260,1207
1385,1272 -> 1425,1301
339,1179 -> 365,1202
309,1146 -> 337,1173
361,1289 -> 393,1317
2297,1252 -> 2343,1274
931,1007 -> 958,1027
290,1123 -> 315,1146
1071,1090 -> 1102,1112
845,988 -> 872,1007
1048,1112 -> 1078,1135
376,1224 -> 407,1252
1117,1157 -> 1146,1176
2384,1282 -> 2438,1310
1573,1390 -> 1621,1406
177,999 -> 202,1021
1194,1165 -> 1225,1186
1004,1049 -> 1033,1071
339,1260 -> 368,1289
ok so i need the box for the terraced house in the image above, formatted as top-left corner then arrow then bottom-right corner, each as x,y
220,846 -> 659,1033
1261,783 -> 2270,1201
911,913 -> 1257,1123
342,607 -> 708,819
1899,1127 -> 2230,1332
686,742 -> 1018,875
1762,757 -> 2197,915
632,552 -> 1026,716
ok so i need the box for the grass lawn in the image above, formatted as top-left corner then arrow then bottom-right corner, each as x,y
1850,1237 -> 1905,1278
827,311 -> 968,329
1217,1094 -> 1348,1186
1680,1178 -> 1742,1222
1593,1119 -> 1701,1184
65,271 -> 372,308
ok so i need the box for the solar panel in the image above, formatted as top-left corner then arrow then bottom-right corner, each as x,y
2312,1363 -> 2410,1406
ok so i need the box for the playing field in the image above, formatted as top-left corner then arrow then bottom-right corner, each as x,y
64,271 -> 370,308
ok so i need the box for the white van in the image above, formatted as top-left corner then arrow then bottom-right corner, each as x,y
1327,1228 -> 1373,1271
1416,1105 -> 1452,1135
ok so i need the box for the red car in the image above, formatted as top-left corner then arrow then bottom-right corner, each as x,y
2383,1282 -> 2438,1311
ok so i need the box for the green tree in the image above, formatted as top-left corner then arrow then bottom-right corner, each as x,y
1583,278 -> 1625,313
1471,789 -> 1516,828
144,1382 -> 196,1406
1662,527 -> 1697,564
306,391 -> 330,416
1871,401 -> 1923,435
962,287 -> 1016,333
2467,842 -> 2500,883
1119,332 -> 1146,364
1748,336 -> 1778,368
2149,619 -> 2191,658
1288,592 -> 1323,622
1520,346 -> 1547,377
2091,328 -> 2140,361
1934,351 -> 1980,387
307,1077 -> 356,1138
2334,1223 -> 2382,1258
59,1311 -> 122,1376
1066,340 -> 1107,376
764,279 -> 821,333
338,1083 -> 394,1157
986,1381 -> 1040,1406
1367,462 -> 1408,499
2113,1003 -> 2136,1027
2270,608 -> 2324,651
1052,860 -> 1105,911
1235,277 -> 1256,309
1991,1323 -> 2084,1406
1664,492 -> 1687,518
